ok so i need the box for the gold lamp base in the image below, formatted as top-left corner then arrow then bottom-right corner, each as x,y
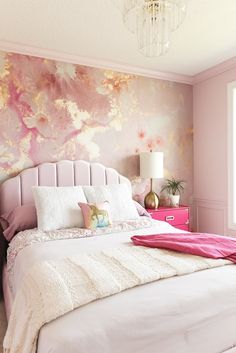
144,191 -> 159,209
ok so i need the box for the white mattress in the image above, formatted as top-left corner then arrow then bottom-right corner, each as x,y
5,220 -> 236,353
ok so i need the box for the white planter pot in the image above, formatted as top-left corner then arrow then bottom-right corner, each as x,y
169,194 -> 180,207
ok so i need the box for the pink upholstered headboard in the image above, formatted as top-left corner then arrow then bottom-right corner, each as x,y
0,160 -> 131,215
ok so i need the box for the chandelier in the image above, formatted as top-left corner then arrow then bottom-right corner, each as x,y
112,0 -> 188,57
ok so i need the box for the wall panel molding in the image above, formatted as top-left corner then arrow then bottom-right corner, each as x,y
193,198 -> 227,235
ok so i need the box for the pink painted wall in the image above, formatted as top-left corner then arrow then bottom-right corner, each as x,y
193,64 -> 236,235
0,51 -> 193,204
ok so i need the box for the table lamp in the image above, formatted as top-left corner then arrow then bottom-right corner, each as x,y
140,151 -> 164,209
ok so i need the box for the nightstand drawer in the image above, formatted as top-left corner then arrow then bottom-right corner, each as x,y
174,224 -> 189,232
148,207 -> 189,227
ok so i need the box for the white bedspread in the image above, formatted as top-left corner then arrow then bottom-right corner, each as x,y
7,219 -> 236,353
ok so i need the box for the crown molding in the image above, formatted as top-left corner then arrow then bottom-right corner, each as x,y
193,56 -> 236,84
0,40 -> 193,85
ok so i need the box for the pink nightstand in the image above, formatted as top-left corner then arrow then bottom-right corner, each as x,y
146,206 -> 190,231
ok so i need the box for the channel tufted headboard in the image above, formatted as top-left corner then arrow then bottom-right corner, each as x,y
0,160 -> 131,215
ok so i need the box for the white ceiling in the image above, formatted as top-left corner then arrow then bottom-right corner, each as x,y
0,0 -> 236,78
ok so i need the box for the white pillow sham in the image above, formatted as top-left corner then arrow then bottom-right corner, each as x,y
83,183 -> 139,222
33,186 -> 87,231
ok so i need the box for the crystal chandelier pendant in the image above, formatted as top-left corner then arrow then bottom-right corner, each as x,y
111,0 -> 188,57
123,0 -> 139,33
137,0 -> 172,57
169,0 -> 187,31
111,0 -> 138,32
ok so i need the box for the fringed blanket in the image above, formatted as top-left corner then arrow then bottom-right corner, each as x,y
7,218 -> 152,291
4,244 -> 231,353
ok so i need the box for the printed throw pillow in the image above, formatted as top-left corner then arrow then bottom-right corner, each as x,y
83,183 -> 139,222
79,201 -> 111,230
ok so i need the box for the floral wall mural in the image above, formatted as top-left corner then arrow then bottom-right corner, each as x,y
0,51 -> 193,204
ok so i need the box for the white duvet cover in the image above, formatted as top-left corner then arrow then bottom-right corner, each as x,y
7,219 -> 236,353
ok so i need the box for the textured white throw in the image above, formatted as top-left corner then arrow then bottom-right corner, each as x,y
3,244 -> 231,353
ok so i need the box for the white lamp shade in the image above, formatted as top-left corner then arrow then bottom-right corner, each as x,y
140,152 -> 164,179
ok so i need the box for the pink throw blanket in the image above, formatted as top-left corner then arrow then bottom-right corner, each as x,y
131,233 -> 236,263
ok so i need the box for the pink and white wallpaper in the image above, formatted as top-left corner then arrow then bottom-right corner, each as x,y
0,51 -> 193,203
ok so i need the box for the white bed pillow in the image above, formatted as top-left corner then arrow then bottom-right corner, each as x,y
83,183 -> 139,221
33,186 -> 87,231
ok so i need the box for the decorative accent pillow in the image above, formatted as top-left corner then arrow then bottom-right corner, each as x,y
79,201 -> 111,230
0,204 -> 37,241
83,183 -> 139,222
133,201 -> 151,218
33,186 -> 87,231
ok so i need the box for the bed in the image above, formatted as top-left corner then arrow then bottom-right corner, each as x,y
1,160 -> 236,353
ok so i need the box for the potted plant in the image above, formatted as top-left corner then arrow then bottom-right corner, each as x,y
161,178 -> 185,207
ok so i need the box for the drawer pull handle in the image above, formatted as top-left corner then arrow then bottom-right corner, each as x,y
166,216 -> 175,221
